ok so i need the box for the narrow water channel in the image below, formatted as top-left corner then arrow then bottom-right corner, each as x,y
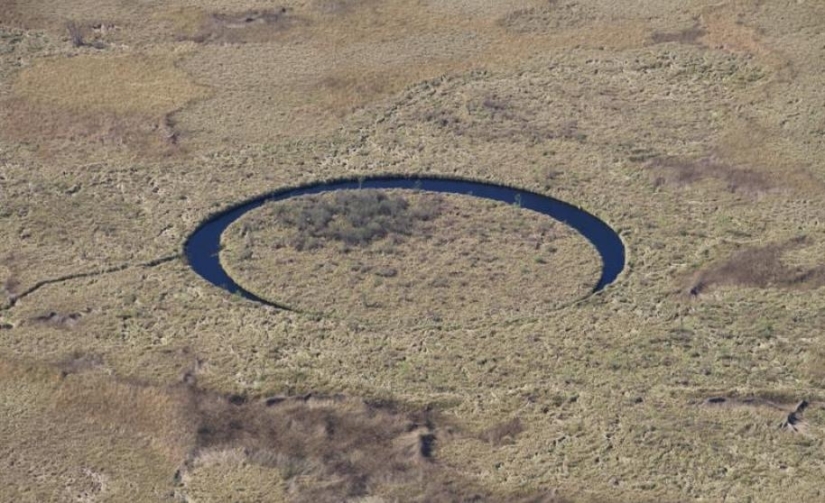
184,177 -> 625,308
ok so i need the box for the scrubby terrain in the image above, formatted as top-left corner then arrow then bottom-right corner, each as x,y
2,0 -> 825,502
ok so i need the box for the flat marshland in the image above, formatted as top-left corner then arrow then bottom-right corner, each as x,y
1,0 -> 825,501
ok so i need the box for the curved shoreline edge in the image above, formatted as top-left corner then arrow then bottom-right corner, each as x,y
183,175 -> 626,309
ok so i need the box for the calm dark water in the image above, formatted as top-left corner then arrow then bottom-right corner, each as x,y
184,177 -> 625,308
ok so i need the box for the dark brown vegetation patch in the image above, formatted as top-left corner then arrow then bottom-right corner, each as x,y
418,94 -> 584,144
186,392 -> 444,500
647,155 -> 772,193
264,190 -> 443,250
31,310 -> 84,329
64,20 -> 114,49
185,8 -> 307,44
182,390 -> 565,501
0,353 -> 562,502
650,22 -> 706,45
687,238 -> 825,295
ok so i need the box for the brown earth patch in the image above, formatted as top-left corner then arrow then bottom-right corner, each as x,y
181,7 -> 309,44
0,0 -> 29,28
715,123 -> 824,196
697,1 -> 786,68
647,155 -> 772,193
651,22 -> 706,45
687,238 -> 825,295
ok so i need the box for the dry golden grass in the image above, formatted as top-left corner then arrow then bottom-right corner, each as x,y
697,0 -> 788,69
1,54 -> 207,158
2,0 -> 825,501
14,55 -> 205,114
0,357 -> 181,503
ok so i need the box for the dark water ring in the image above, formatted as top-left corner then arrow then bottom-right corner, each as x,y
184,176 -> 625,309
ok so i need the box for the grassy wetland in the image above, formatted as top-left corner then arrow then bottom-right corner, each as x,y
2,0 -> 825,502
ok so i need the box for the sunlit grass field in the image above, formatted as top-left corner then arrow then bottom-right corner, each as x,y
2,0 -> 825,501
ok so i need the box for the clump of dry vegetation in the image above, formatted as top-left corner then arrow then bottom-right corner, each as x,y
1,258 -> 19,301
646,155 -> 772,193
688,238 -> 825,295
64,20 -> 110,49
268,191 -> 442,250
183,7 -> 308,44
415,91 -> 584,144
497,1 -> 592,33
479,417 -> 525,447
30,310 -> 84,329
650,22 -> 706,45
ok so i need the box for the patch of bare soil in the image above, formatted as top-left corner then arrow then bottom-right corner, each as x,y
697,2 -> 786,68
687,238 -> 825,295
650,22 -> 706,45
183,8 -> 308,44
647,155 -> 772,193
